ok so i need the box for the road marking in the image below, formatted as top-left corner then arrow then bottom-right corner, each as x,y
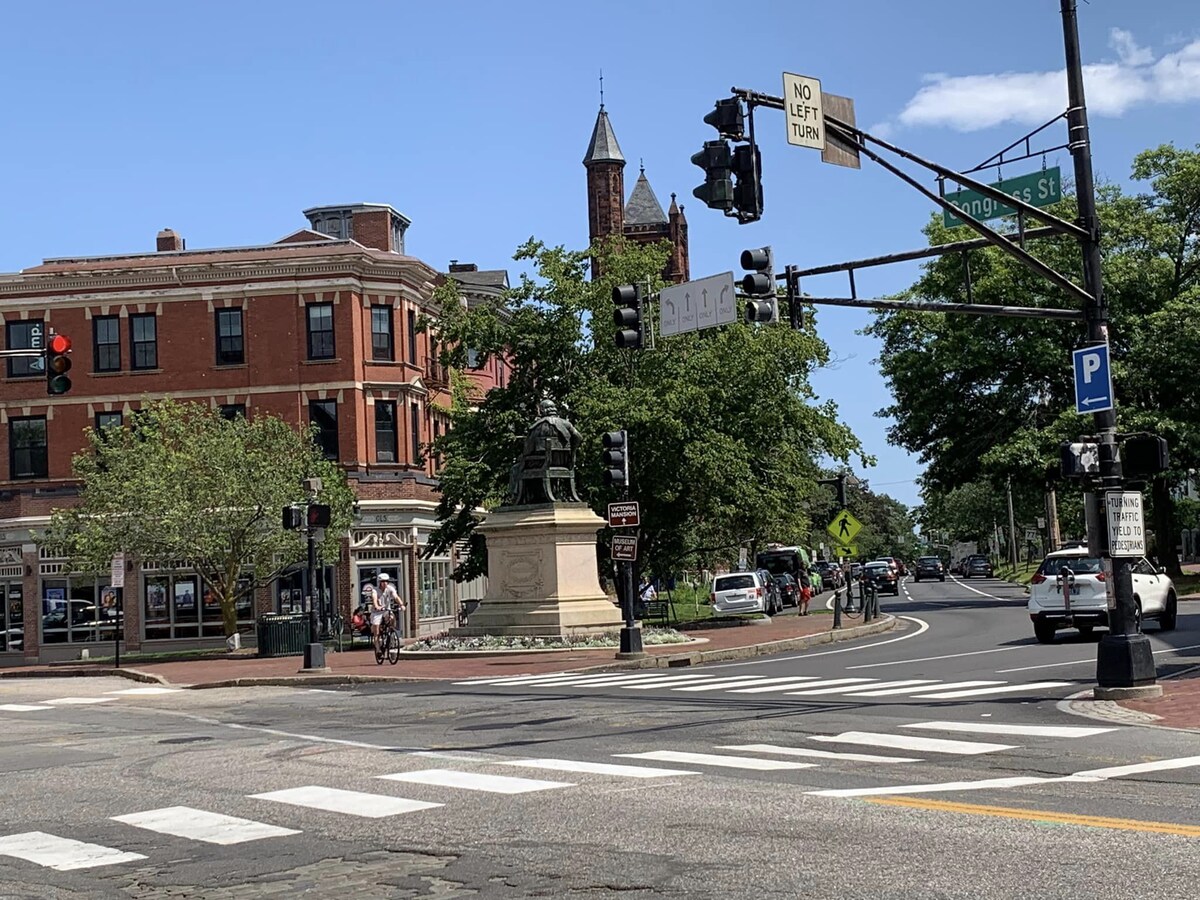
997,642 -> 1200,674
498,758 -> 699,778
912,681 -> 1072,699
785,679 -> 929,696
106,687 -> 183,696
865,797 -> 1200,837
112,806 -> 300,844
454,672 -> 605,686
252,786 -> 441,818
621,675 -> 720,690
45,697 -> 115,705
844,681 -> 1003,700
847,647 -> 1022,670
1069,755 -> 1200,781
0,704 -> 54,712
810,732 -> 1015,755
520,673 -> 672,687
0,832 -> 146,870
902,722 -> 1115,738
727,677 -> 823,693
719,744 -> 921,763
705,615 -> 930,669
378,769 -> 572,794
616,750 -> 816,771
808,776 -> 1047,798
671,677 -> 794,692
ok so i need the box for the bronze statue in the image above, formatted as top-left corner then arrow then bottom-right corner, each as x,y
507,400 -> 583,505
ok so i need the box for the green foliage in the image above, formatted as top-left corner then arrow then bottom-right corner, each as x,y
425,237 -> 867,581
43,399 -> 354,635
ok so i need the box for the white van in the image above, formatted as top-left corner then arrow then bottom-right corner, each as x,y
709,571 -> 770,617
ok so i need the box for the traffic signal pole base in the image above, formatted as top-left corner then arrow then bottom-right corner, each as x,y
1093,683 -> 1162,701
301,642 -> 328,673
1095,632 -> 1157,696
616,625 -> 646,659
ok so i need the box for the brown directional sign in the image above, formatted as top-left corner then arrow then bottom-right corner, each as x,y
608,501 -> 640,528
821,93 -> 860,169
611,535 -> 638,561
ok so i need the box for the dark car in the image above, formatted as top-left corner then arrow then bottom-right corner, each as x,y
914,556 -> 945,582
755,568 -> 783,615
815,561 -> 844,589
862,561 -> 900,596
964,555 -> 994,578
772,573 -> 799,608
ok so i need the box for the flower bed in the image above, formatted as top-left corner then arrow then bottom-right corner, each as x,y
402,627 -> 691,653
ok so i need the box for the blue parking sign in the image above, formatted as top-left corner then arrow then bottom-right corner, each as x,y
1072,345 -> 1113,415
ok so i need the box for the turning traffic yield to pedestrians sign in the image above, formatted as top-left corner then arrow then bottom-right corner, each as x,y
1072,344 -> 1113,415
826,509 -> 862,544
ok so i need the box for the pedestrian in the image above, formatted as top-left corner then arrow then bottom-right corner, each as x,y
797,566 -> 812,616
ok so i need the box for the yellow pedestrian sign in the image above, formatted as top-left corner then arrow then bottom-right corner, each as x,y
827,509 -> 862,544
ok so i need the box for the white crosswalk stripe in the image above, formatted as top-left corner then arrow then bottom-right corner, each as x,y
251,786 -> 441,818
789,679 -> 938,696
379,769 -> 572,794
910,681 -> 1072,699
620,675 -> 720,690
726,677 -> 822,693
718,744 -> 921,764
112,806 -> 300,844
0,832 -> 146,870
0,704 -> 53,712
534,673 -> 678,688
106,687 -> 183,696
45,697 -> 115,705
901,721 -> 1116,738
782,678 -> 880,695
616,750 -> 816,771
670,677 -> 798,692
498,758 -> 699,778
810,731 -> 1015,755
844,680 -> 1003,697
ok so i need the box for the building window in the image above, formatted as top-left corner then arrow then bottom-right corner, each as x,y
274,565 -> 334,616
407,309 -> 418,364
375,401 -> 397,463
309,400 -> 338,460
10,416 -> 47,479
218,404 -> 245,421
40,577 -> 119,645
95,411 -> 122,432
1,582 -> 22,652
143,571 -> 253,640
93,316 -> 121,373
410,402 -> 422,465
130,314 -> 158,370
371,306 -> 394,361
419,559 -> 453,620
307,303 -> 334,360
215,308 -> 244,366
6,320 -> 44,378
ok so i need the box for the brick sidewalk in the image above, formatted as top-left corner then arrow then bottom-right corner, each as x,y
1118,668 -> 1200,731
1,612 -> 895,688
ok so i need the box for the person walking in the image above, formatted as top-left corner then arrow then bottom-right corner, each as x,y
797,567 -> 812,616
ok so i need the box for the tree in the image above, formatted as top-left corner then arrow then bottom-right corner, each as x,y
43,399 -> 354,636
425,236 -> 868,582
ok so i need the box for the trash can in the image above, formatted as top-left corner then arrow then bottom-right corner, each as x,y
256,613 -> 309,658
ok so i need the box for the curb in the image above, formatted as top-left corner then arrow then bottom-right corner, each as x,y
0,666 -> 166,685
395,636 -> 709,659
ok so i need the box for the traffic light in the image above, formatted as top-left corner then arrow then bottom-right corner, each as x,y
282,505 -> 304,530
741,247 -> 777,324
785,265 -> 803,330
691,140 -> 733,212
45,332 -> 72,395
611,284 -> 644,350
703,98 -> 745,141
731,143 -> 763,223
1122,435 -> 1169,477
1060,441 -> 1100,479
307,504 -> 332,528
602,430 -> 629,490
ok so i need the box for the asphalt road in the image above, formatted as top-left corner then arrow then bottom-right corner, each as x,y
1,575 -> 1198,898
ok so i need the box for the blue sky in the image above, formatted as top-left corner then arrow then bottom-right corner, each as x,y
3,1 -> 1199,511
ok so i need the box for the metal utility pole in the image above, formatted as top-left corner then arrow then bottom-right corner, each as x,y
1060,0 -> 1156,695
300,476 -> 328,673
1006,476 -> 1019,572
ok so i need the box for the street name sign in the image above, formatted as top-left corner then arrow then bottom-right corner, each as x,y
608,501 -> 640,528
1105,491 -> 1145,556
826,509 -> 863,544
942,167 -> 1062,228
659,273 -> 737,337
783,73 -> 825,150
1073,344 -> 1113,415
611,535 -> 638,561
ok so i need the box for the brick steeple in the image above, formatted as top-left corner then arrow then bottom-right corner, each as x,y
583,105 -> 626,279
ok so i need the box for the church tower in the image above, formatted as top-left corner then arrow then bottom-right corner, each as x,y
583,104 -> 626,279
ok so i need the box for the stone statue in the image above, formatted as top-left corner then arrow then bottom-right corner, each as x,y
507,399 -> 583,505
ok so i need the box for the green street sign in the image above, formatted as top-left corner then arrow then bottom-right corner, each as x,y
942,167 -> 1061,228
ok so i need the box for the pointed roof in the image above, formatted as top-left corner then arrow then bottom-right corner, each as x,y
624,167 -> 667,225
583,106 -> 625,166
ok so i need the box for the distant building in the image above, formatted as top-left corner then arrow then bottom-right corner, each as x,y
583,105 -> 689,283
0,205 -> 501,664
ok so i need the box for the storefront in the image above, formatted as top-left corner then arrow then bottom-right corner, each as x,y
0,547 -> 24,653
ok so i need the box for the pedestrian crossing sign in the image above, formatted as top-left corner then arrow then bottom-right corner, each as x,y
827,509 -> 862,544
835,544 -> 856,557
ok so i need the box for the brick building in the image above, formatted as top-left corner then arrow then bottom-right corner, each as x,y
584,104 -> 689,283
0,204 -> 501,665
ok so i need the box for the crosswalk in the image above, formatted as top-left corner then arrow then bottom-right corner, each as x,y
453,670 -> 1075,702
6,714 -> 1200,873
0,685 -> 183,713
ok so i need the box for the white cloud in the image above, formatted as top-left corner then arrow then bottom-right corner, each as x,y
890,30 -> 1200,132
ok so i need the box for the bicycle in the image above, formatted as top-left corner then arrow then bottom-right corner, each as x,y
326,613 -> 345,653
373,609 -> 401,666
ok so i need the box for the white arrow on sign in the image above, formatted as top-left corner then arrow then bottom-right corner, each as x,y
659,272 -> 737,337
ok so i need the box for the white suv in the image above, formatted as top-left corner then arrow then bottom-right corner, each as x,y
1027,547 -> 1178,644
710,571 -> 772,617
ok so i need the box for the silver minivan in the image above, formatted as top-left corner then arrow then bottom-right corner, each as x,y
709,571 -> 769,616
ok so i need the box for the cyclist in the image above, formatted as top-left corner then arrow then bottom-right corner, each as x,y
376,573 -> 404,642
364,582 -> 387,654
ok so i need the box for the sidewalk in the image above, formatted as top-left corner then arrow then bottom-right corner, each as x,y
0,612 -> 895,689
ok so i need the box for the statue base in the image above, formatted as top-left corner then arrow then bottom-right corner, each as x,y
451,503 -> 623,638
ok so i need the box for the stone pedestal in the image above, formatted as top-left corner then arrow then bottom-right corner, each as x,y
451,503 -> 622,637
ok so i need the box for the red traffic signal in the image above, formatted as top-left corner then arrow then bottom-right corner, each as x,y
307,504 -> 331,528
49,334 -> 72,354
45,332 -> 73,395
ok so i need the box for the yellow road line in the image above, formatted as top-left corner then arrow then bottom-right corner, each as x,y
866,797 -> 1200,837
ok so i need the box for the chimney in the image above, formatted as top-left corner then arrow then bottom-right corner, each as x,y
157,228 -> 185,252
448,261 -> 478,273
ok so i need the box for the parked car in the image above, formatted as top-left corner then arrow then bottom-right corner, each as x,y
913,556 -> 946,582
772,573 -> 800,608
963,554 -> 994,578
815,561 -> 844,589
1027,547 -> 1178,643
710,571 -> 776,617
849,563 -> 863,581
861,561 -> 900,596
